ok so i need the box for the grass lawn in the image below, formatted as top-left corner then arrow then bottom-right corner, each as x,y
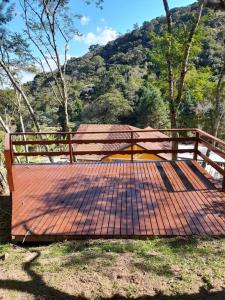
0,237 -> 224,299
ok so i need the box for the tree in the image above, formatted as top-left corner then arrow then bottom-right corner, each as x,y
160,0 -> 205,128
210,51 -> 225,138
178,67 -> 216,129
150,0 -> 205,158
20,0 -> 77,131
82,90 -> 133,124
0,115 -> 10,133
0,0 -> 42,132
204,0 -> 225,9
136,83 -> 169,128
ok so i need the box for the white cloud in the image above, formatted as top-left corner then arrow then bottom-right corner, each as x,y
80,16 -> 90,26
75,27 -> 119,46
20,72 -> 35,83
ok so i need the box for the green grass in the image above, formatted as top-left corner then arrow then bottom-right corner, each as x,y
0,237 -> 225,299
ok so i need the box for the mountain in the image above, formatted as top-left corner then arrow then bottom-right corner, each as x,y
26,3 -> 225,129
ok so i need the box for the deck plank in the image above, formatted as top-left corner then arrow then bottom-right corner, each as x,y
11,160 -> 225,241
176,161 -> 218,235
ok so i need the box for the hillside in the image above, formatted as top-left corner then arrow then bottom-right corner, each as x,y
24,3 -> 225,130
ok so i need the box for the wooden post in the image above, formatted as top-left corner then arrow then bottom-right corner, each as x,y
131,131 -> 134,163
4,133 -> 14,192
194,131 -> 199,160
68,133 -> 73,164
222,164 -> 225,191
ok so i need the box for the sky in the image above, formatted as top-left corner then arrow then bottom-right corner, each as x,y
7,0 -> 196,82
70,0 -> 196,57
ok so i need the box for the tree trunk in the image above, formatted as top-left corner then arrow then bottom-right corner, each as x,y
0,115 -> 10,133
202,52 -> 225,168
16,92 -> 29,163
170,103 -> 178,160
62,102 -> 69,132
60,84 -> 69,132
0,60 -> 54,163
176,0 -> 204,104
0,60 -> 40,132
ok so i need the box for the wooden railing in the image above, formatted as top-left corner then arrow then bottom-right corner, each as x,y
3,128 -> 225,191
4,133 -> 14,192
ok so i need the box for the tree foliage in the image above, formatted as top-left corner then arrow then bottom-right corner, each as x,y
136,83 -> 169,129
0,1 -> 224,139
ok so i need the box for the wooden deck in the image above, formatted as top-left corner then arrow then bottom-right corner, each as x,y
11,160 -> 225,241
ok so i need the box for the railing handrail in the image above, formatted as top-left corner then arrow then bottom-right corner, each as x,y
197,129 -> 225,148
10,128 -> 197,136
5,128 -> 225,191
11,136 -> 198,145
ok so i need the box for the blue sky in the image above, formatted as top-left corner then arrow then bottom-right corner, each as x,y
70,0 -> 196,57
7,0 -> 196,82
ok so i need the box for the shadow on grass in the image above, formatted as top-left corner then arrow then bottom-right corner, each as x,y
0,251 -> 85,300
50,237 -> 215,257
0,250 -> 224,299
0,195 -> 11,242
134,260 -> 174,277
101,290 -> 225,300
62,250 -> 115,268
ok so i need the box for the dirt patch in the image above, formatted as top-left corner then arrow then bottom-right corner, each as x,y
0,238 -> 224,299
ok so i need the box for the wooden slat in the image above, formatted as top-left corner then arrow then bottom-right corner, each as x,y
158,162 -> 192,235
160,162 -> 196,235
200,139 -> 225,160
179,161 -> 224,234
11,161 -> 225,241
11,128 -> 197,136
12,140 -> 68,145
13,148 -> 195,157
144,163 -> 169,235
151,162 -> 176,235
197,129 -> 225,148
198,151 -> 224,174
12,136 -> 197,146
13,151 -> 68,157
139,162 -> 159,235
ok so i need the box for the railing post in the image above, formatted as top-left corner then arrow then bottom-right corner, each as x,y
4,133 -> 14,192
131,131 -> 134,163
222,164 -> 225,191
68,133 -> 73,164
194,131 -> 199,160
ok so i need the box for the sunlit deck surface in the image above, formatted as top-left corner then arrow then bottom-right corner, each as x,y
11,160 -> 225,241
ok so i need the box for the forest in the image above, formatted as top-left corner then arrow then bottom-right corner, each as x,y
0,0 -> 225,140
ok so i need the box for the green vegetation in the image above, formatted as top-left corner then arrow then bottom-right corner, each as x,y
136,83 -> 169,128
0,238 -> 224,299
0,2 -> 225,138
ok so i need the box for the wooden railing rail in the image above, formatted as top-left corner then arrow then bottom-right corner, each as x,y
196,129 -> 225,148
4,133 -> 14,192
5,128 -> 225,190
13,149 -> 196,157
12,136 -> 198,146
10,128 -> 197,135
196,129 -> 225,189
